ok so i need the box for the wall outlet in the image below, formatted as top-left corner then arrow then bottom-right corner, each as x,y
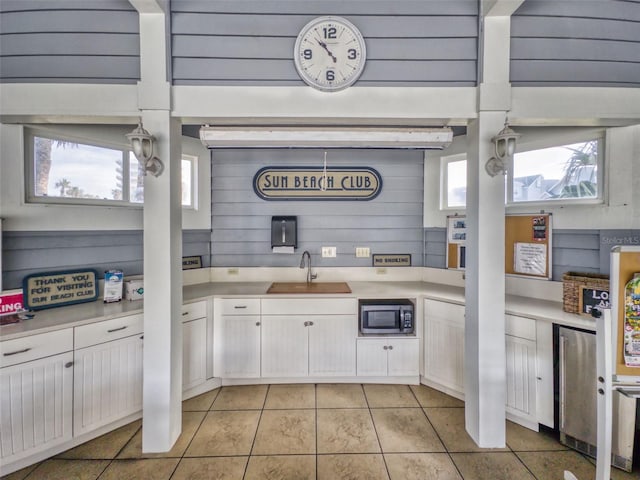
376,268 -> 387,275
355,247 -> 370,258
321,246 -> 337,258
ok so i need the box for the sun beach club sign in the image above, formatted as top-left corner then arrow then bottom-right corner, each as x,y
253,166 -> 382,200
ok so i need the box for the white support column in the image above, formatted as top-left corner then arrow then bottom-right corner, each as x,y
129,0 -> 183,453
140,111 -> 182,453
463,2 -> 522,448
464,113 -> 507,447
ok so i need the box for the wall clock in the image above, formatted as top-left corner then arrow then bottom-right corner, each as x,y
294,16 -> 367,92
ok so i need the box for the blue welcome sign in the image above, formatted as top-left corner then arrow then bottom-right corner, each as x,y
253,166 -> 382,201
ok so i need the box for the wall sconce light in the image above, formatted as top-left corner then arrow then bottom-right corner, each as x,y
485,120 -> 520,177
126,120 -> 164,177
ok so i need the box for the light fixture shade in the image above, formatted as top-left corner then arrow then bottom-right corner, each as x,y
126,122 -> 155,162
199,126 -> 454,149
491,122 -> 520,161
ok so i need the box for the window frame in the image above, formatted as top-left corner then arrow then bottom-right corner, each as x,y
438,135 -> 605,211
506,135 -> 605,207
440,153 -> 467,210
24,128 -> 196,209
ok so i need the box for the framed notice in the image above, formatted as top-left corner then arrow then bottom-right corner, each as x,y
446,215 -> 466,270
23,269 -> 99,310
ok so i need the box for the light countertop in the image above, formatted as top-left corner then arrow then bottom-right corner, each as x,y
1,281 -> 594,341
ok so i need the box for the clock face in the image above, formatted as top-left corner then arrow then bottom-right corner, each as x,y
294,16 -> 366,92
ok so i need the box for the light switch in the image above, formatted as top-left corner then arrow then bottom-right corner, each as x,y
355,247 -> 370,258
322,246 -> 337,258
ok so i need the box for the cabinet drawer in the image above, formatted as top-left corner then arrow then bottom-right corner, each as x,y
220,298 -> 260,315
181,301 -> 207,322
505,315 -> 536,341
262,298 -> 356,315
1,329 -> 73,368
74,314 -> 144,349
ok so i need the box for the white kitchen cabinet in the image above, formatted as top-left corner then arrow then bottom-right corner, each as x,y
423,299 -> 465,395
73,316 -> 143,436
505,314 -> 554,430
261,298 -> 357,378
182,317 -> 207,391
214,298 -> 261,378
505,333 -> 537,426
182,301 -> 208,392
261,316 -> 308,377
0,329 -> 74,469
356,338 -> 419,377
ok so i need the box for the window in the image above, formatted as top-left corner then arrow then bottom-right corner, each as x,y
441,154 -> 467,209
439,137 -> 603,209
27,131 -> 194,207
510,139 -> 602,203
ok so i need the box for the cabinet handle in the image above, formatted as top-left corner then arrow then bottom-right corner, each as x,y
388,345 -> 393,350
234,305 -> 247,309
140,335 -> 144,340
3,347 -> 31,356
308,321 -> 314,326
383,346 -> 388,350
255,322 -> 260,326
107,326 -> 127,333
65,361 -> 73,368
182,312 -> 189,316
303,321 -> 309,327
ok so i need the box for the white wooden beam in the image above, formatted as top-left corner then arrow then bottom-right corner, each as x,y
128,0 -> 165,14
483,0 -> 525,17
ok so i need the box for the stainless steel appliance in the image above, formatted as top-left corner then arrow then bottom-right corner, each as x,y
559,326 -> 637,471
359,299 -> 414,335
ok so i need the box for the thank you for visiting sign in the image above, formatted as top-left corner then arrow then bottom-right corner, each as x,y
23,269 -> 99,310
253,166 -> 382,200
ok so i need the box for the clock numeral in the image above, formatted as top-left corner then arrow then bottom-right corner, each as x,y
326,70 -> 335,81
323,26 -> 337,39
347,49 -> 357,60
303,49 -> 312,60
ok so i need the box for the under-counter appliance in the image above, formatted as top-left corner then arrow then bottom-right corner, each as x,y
359,299 -> 414,335
558,325 -> 638,471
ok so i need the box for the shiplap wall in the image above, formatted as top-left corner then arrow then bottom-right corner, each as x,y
0,0 -> 139,83
424,228 -> 640,281
1,230 -> 210,290
171,0 -> 478,86
511,0 -> 640,87
211,149 -> 424,267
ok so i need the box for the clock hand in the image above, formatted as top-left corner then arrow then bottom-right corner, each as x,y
316,39 -> 337,63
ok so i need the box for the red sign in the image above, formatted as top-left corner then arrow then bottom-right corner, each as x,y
0,292 -> 24,315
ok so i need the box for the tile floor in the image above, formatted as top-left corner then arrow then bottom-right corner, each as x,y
3,383 -> 639,480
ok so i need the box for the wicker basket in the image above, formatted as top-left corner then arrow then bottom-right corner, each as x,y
562,272 -> 610,313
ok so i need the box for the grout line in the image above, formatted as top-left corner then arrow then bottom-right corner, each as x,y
241,384 -> 270,479
362,384 -> 392,479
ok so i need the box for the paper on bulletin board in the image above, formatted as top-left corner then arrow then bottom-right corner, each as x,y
514,242 -> 547,276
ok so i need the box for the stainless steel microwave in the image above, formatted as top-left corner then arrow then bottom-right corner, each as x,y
359,299 -> 414,335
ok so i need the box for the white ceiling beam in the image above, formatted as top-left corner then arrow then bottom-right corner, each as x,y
128,0 -> 165,14
483,0 -> 526,17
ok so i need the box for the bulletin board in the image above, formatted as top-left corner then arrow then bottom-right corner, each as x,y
446,213 -> 552,279
505,213 -> 552,279
611,246 -> 640,378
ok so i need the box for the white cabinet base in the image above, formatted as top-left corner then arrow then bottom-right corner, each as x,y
220,376 -> 420,386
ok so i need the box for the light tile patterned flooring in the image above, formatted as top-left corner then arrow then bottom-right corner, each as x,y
3,384 -> 639,480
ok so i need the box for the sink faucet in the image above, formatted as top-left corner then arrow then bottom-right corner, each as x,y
299,250 -> 318,284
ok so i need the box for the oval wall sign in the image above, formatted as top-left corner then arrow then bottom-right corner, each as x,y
253,166 -> 382,201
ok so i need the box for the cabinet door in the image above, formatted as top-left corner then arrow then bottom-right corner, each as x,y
0,352 -> 73,465
356,339 -> 389,376
387,339 -> 420,376
261,316 -> 308,377
505,335 -> 537,423
309,315 -> 357,376
73,335 -> 143,436
424,300 -> 465,394
183,317 -> 207,391
217,315 -> 261,378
